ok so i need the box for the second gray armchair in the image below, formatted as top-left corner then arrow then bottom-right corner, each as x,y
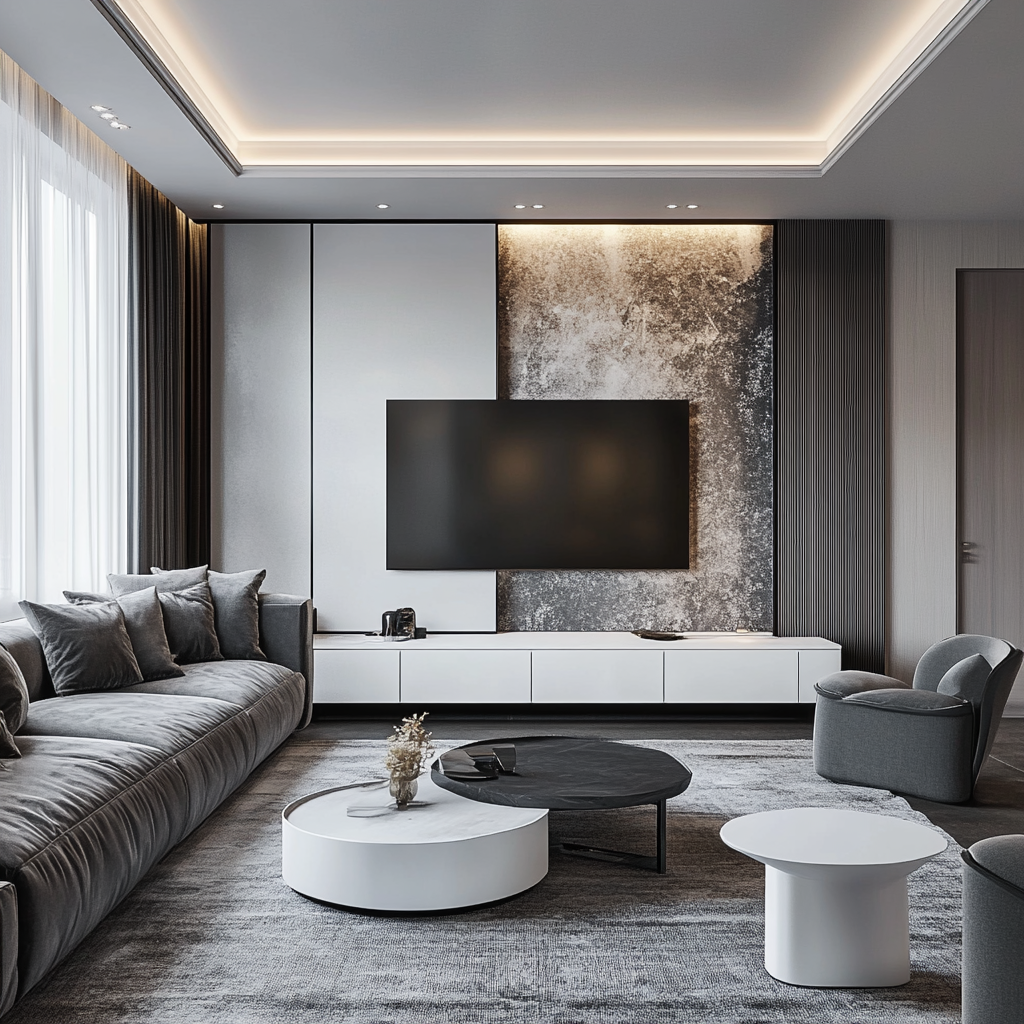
812,634 -> 1022,803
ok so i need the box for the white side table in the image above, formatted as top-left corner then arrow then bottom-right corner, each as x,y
720,807 -> 946,987
282,773 -> 548,912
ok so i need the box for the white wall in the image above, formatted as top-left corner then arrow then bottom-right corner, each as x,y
209,223 -> 312,596
889,220 -> 1024,713
311,224 -> 497,632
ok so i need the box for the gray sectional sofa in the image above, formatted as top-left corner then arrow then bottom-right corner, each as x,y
0,591 -> 313,1015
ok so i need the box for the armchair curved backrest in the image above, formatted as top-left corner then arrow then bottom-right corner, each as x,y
913,634 -> 1022,782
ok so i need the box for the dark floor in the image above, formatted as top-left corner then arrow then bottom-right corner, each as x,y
305,710 -> 1024,849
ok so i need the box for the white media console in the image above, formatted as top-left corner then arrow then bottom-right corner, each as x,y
313,632 -> 841,705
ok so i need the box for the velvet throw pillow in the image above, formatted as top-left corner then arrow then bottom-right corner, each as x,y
157,583 -> 223,665
207,569 -> 267,661
0,644 -> 30,734
0,709 -> 19,758
18,600 -> 143,696
936,653 -> 991,708
64,587 -> 184,682
107,565 -> 208,597
154,565 -> 267,661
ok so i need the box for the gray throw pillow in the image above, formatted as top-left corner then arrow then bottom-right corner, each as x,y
0,709 -> 19,758
0,644 -> 29,733
207,568 -> 267,661
158,582 -> 223,664
64,587 -> 184,681
108,565 -> 208,597
936,653 -> 991,707
18,599 -> 143,696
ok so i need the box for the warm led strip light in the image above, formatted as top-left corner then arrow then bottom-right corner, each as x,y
90,0 -> 991,177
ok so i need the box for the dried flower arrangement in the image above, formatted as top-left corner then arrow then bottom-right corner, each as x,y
385,712 -> 434,807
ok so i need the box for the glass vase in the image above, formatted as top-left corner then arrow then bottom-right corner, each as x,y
390,775 -> 418,809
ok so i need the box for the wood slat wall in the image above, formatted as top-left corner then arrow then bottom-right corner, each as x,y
776,220 -> 886,671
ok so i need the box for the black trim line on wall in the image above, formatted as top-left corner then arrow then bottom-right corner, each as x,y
89,0 -> 243,176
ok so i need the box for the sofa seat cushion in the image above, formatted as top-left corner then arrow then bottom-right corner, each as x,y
0,735 -> 192,993
0,735 -> 176,876
122,658 -> 302,711
18,691 -> 242,756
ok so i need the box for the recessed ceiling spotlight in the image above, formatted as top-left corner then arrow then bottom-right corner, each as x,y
687,204 -> 699,209
109,121 -> 130,130
91,105 -> 110,112
377,204 -> 389,209
212,204 -> 224,210
100,112 -> 116,120
666,204 -> 678,210
514,204 -> 526,209
532,204 -> 544,209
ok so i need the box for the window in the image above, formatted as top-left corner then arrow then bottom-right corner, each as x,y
0,50 -> 128,616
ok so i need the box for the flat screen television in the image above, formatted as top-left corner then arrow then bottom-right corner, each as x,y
386,399 -> 689,570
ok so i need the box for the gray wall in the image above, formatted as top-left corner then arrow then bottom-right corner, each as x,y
209,223 -> 312,596
889,220 -> 1024,713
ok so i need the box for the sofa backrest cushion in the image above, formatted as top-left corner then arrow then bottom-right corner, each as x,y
0,619 -> 53,702
936,654 -> 992,709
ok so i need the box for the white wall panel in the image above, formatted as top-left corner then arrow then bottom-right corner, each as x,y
210,224 -> 312,596
313,224 -> 497,631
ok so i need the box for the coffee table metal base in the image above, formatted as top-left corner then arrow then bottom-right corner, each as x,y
558,799 -> 667,874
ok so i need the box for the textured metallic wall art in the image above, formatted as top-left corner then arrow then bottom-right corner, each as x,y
497,223 -> 774,632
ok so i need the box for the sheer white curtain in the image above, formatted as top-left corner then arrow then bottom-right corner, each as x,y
0,50 -> 129,617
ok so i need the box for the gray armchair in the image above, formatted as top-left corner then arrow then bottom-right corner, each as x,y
812,634 -> 1022,803
962,835 -> 1024,1024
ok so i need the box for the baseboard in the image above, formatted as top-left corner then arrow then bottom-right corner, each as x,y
311,703 -> 817,722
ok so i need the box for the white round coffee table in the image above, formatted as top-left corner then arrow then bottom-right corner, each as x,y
282,773 -> 548,912
720,807 -> 947,987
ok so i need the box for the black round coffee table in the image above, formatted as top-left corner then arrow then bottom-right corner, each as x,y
431,736 -> 691,874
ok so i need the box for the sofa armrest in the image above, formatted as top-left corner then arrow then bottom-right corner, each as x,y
258,594 -> 313,729
0,881 -> 17,1017
843,688 -> 972,715
815,670 -> 911,701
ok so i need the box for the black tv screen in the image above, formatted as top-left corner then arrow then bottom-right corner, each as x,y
387,399 -> 689,570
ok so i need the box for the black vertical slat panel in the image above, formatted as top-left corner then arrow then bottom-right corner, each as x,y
776,220 -> 885,671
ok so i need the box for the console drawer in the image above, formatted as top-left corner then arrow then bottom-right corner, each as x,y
664,649 -> 798,702
531,650 -> 663,703
400,650 -> 531,703
313,649 -> 400,702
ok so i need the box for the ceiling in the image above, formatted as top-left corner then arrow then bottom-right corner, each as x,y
0,0 -> 1021,221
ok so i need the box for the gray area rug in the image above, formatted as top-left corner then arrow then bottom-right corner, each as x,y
8,739 -> 962,1023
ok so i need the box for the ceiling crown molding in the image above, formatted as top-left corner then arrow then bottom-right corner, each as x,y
89,0 -> 242,175
90,0 -> 991,179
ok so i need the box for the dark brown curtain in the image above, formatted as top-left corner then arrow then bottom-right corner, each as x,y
127,169 -> 209,572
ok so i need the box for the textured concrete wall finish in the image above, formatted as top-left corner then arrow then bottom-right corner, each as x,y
496,224 -> 774,632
